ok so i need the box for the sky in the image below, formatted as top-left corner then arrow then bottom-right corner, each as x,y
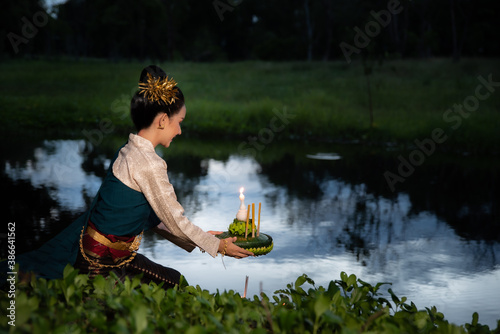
44,0 -> 66,11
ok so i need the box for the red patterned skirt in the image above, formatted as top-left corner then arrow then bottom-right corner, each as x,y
74,221 -> 182,289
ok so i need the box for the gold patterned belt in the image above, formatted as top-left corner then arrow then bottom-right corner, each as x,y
86,225 -> 143,252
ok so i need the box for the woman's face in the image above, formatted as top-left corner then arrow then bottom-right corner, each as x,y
161,105 -> 186,148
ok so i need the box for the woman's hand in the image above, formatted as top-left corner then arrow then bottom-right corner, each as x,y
219,237 -> 254,258
207,230 -> 223,236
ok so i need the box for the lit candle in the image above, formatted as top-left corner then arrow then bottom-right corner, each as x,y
236,187 -> 248,221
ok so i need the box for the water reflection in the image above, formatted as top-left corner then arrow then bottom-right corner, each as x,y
1,138 -> 499,327
5,140 -> 102,211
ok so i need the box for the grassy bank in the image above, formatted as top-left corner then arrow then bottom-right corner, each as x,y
0,58 -> 499,153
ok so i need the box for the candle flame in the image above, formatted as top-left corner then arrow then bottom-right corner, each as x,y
240,187 -> 244,194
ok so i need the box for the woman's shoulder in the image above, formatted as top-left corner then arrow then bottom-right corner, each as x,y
117,134 -> 167,171
111,135 -> 168,191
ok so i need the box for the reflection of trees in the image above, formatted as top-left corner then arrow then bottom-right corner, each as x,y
3,136 -> 498,269
1,162 -> 85,258
2,173 -> 56,256
259,150 -> 500,243
259,153 -> 323,200
258,149 -> 499,272
166,155 -> 204,217
404,162 -> 500,241
272,174 -> 499,273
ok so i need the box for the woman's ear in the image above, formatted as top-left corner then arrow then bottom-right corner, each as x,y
157,113 -> 168,130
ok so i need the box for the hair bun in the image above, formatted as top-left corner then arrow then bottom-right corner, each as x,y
138,65 -> 179,105
139,65 -> 167,83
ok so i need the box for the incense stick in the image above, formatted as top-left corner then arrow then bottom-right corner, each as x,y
243,275 -> 249,298
245,204 -> 250,238
257,202 -> 261,236
252,203 -> 255,237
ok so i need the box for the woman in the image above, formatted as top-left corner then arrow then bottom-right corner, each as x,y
9,65 -> 253,289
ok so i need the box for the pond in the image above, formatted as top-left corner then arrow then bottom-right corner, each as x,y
1,136 -> 499,328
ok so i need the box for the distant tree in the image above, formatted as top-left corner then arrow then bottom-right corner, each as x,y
321,0 -> 334,61
0,0 -> 50,57
2,0 -> 499,60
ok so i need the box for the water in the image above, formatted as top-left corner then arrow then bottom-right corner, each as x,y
1,137 -> 499,328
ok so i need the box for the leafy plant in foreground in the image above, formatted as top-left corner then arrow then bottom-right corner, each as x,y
1,266 -> 498,333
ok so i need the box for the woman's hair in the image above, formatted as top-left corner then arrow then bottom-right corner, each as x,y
130,65 -> 185,131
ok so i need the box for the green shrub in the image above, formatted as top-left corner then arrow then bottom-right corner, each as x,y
1,265 -> 497,333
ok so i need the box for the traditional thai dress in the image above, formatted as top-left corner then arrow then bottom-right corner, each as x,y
4,134 -> 220,288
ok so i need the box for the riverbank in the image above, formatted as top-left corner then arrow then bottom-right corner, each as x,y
0,58 -> 498,154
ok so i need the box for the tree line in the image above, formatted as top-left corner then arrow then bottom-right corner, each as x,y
1,0 -> 498,62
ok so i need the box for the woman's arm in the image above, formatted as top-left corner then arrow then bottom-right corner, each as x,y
133,151 -> 247,257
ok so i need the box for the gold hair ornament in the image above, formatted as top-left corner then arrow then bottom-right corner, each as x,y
139,73 -> 179,104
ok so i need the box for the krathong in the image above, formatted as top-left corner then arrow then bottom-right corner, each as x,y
217,189 -> 273,256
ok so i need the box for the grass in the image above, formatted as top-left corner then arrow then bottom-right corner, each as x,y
0,58 -> 499,153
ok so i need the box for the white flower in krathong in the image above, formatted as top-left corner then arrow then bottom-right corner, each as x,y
138,73 -> 179,104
